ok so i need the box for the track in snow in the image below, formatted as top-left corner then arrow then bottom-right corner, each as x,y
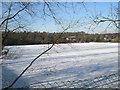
1,43 -> 118,88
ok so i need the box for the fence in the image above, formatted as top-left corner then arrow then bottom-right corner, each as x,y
30,72 -> 119,88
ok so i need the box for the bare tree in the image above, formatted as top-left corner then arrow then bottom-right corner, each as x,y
1,1 -> 84,89
92,3 -> 119,33
0,2 -> 30,54
2,1 -> 119,89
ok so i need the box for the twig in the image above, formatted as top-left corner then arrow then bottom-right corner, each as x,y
4,43 -> 54,89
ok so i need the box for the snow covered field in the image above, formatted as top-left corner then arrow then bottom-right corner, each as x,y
1,43 -> 118,88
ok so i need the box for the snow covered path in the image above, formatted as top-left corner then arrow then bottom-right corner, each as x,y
2,43 -> 118,88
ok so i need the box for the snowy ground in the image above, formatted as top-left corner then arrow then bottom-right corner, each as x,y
1,43 -> 118,88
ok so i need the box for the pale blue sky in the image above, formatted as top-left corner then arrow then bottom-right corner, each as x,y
3,2 -> 118,33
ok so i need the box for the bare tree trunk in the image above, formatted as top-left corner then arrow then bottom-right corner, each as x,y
0,31 -> 2,56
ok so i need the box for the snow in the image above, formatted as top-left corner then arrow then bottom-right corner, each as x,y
1,43 -> 118,88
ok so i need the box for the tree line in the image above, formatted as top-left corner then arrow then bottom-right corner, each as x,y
2,31 -> 119,45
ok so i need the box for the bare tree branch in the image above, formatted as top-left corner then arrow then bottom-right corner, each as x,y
94,19 -> 120,23
0,3 -> 30,27
4,43 -> 54,89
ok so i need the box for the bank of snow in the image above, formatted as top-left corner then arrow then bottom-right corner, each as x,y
2,43 -> 118,88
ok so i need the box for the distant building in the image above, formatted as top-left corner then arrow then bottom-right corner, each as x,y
69,36 -> 76,41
